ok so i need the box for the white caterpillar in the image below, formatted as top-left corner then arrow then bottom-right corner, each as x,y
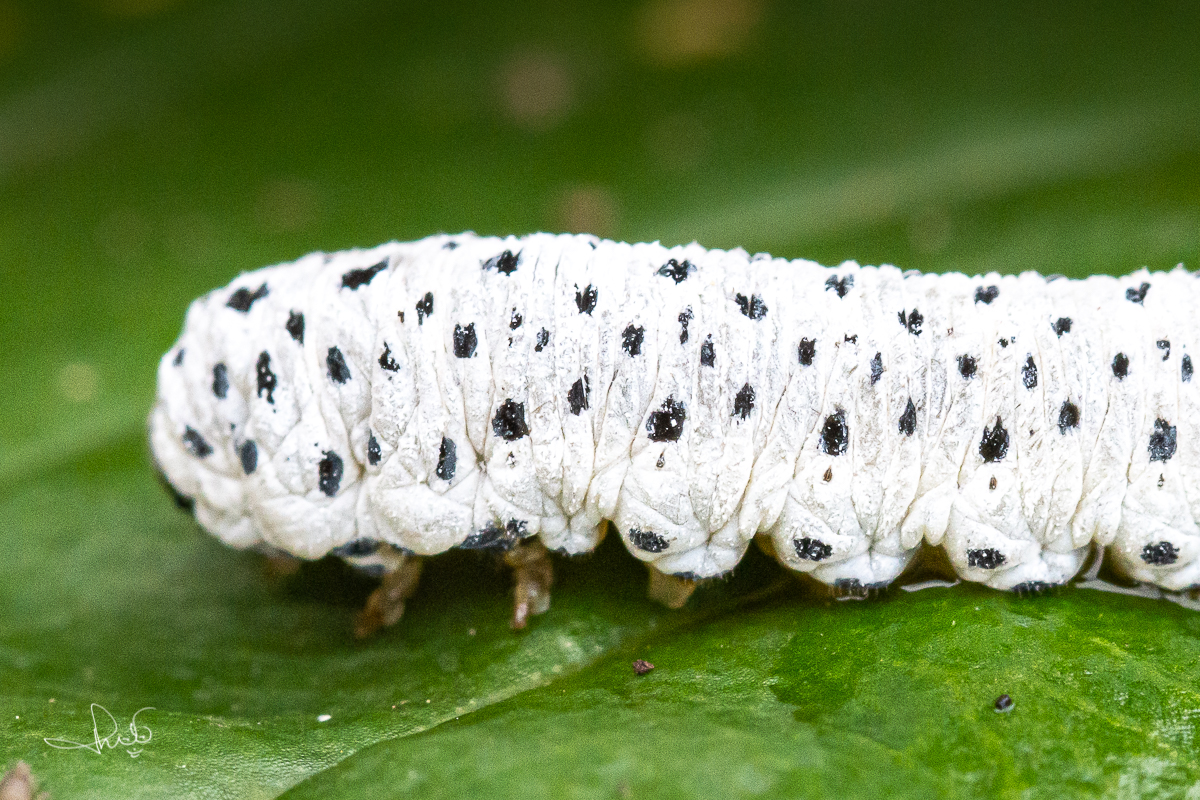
150,232 -> 1200,629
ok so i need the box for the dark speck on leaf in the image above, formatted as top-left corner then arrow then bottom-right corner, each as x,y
633,659 -> 655,675
994,694 -> 1014,712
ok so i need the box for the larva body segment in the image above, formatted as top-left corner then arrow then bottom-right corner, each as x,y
150,232 -> 1200,625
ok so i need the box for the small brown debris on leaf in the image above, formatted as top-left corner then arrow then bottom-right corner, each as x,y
633,659 -> 655,675
994,693 -> 1014,712
0,761 -> 48,800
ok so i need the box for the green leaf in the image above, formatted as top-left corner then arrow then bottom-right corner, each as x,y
3,1 -> 1200,797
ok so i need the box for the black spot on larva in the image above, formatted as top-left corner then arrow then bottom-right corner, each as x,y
1112,352 -> 1129,379
1185,355 -> 1194,382
367,432 -> 381,466
286,310 -> 305,344
657,258 -> 694,283
575,284 -> 598,314
397,311 -> 405,323
980,417 -> 1009,463
483,250 -> 520,275
415,292 -> 434,324
798,338 -> 816,366
967,548 -> 1005,569
492,399 -> 530,441
733,383 -> 755,420
629,527 -> 669,553
1053,317 -> 1072,337
820,409 -> 848,456
1149,418 -> 1177,462
794,537 -> 833,561
256,351 -> 277,403
825,274 -> 853,298
1141,541 -> 1179,565
989,476 -> 998,490
958,354 -> 977,379
460,523 -> 506,550
700,336 -> 716,367
1126,282 -> 1150,304
172,348 -> 185,366
379,342 -> 400,372
156,468 -> 193,513
823,467 -> 833,482
975,285 -> 1000,304
1058,400 -> 1080,434
869,352 -> 884,384
1158,339 -> 1171,361
506,519 -> 529,539
453,323 -> 478,358
678,308 -> 693,344
341,260 -> 387,290
318,451 -> 343,496
994,694 -> 1014,712
898,398 -> 917,436
901,309 -> 923,336
998,338 -> 1009,348
509,308 -> 523,329
1022,355 -> 1038,389
239,440 -> 258,474
182,426 -> 212,458
647,397 -> 686,442
567,376 -> 589,415
443,240 -> 459,250
535,328 -> 550,352
735,293 -> 767,320
844,334 -> 857,344
622,324 -> 645,356
226,283 -> 268,312
326,346 -> 351,384
212,363 -> 229,399
436,436 -> 457,481
332,539 -> 380,558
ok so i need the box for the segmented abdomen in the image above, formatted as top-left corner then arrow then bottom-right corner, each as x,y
149,232 -> 1200,592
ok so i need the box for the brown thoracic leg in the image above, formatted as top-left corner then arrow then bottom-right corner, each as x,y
504,540 -> 554,630
354,555 -> 424,639
646,567 -> 697,609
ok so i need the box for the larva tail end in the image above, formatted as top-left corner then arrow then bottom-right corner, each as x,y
505,540 -> 554,630
354,555 -> 424,639
646,568 -> 697,610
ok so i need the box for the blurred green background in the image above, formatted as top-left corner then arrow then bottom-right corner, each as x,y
2,1 -> 1200,797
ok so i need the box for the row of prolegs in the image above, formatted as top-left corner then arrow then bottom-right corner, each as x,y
347,542 -> 701,637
